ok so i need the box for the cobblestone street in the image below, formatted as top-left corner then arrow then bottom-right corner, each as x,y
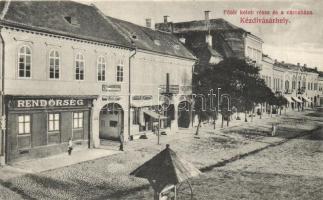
0,109 -> 322,200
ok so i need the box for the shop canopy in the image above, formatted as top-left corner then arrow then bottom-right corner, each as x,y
283,96 -> 293,103
302,96 -> 312,103
291,96 -> 302,103
143,109 -> 168,119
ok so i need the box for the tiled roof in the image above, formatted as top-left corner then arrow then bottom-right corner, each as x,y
0,1 -> 131,48
108,16 -> 195,60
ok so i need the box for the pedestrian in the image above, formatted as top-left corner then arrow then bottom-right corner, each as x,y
68,137 -> 73,155
119,131 -> 124,151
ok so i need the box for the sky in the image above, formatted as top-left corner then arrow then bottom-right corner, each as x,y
80,0 -> 323,71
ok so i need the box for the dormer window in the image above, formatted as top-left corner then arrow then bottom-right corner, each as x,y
64,16 -> 79,27
131,33 -> 138,40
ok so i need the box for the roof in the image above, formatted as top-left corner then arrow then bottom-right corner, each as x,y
130,144 -> 201,185
0,1 -> 131,48
156,18 -> 262,42
274,61 -> 319,74
171,18 -> 242,33
108,16 -> 195,60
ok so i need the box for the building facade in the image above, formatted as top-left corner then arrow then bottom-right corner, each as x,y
0,1 -> 195,164
108,17 -> 195,139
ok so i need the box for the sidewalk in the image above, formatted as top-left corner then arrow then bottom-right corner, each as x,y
0,148 -> 120,181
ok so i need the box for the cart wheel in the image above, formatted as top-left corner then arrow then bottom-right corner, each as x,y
176,180 -> 194,200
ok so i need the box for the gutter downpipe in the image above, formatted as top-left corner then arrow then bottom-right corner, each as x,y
128,46 -> 137,141
0,27 -> 6,165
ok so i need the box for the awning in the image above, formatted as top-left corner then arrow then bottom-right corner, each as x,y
302,96 -> 312,103
283,96 -> 293,103
291,96 -> 302,103
143,110 -> 168,119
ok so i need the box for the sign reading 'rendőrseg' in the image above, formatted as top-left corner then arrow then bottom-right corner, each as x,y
15,99 -> 85,108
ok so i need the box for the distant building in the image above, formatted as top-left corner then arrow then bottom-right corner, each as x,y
155,11 -> 263,72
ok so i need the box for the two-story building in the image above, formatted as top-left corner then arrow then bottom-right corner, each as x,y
107,17 -> 196,139
0,1 -> 135,163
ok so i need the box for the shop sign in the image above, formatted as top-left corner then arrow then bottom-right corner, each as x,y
102,84 -> 121,92
102,95 -> 121,101
132,95 -> 153,101
13,99 -> 86,108
159,85 -> 179,94
180,85 -> 192,92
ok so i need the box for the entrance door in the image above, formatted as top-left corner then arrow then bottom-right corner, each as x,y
178,101 -> 191,128
99,103 -> 123,140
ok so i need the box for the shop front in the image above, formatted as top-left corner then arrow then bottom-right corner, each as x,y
5,96 -> 94,163
130,95 -> 172,139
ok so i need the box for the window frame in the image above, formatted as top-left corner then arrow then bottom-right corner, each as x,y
18,114 -> 31,135
75,52 -> 85,81
116,60 -> 124,82
49,49 -> 60,80
48,113 -> 60,132
97,56 -> 106,82
73,111 -> 84,129
17,114 -> 32,150
17,45 -> 32,79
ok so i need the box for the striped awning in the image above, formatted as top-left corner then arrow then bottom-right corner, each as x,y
291,96 -> 302,103
302,96 -> 312,103
143,110 -> 168,119
283,96 -> 293,103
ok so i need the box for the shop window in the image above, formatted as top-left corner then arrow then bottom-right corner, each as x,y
73,112 -> 83,129
18,115 -> 31,135
18,115 -> 31,149
49,50 -> 60,79
18,46 -> 32,78
97,56 -> 106,81
110,120 -> 118,127
75,53 -> 85,80
48,113 -> 60,132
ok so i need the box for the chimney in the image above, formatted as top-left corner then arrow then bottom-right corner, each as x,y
204,11 -> 212,46
163,15 -> 169,23
297,63 -> 300,66
145,18 -> 152,28
304,64 -> 307,68
204,10 -> 210,21
274,59 -> 277,63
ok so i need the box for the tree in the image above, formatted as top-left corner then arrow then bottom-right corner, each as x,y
193,58 -> 276,130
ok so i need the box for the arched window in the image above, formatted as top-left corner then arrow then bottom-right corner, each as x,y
18,46 -> 32,78
97,56 -> 106,81
116,59 -> 124,82
75,53 -> 85,80
49,50 -> 60,79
